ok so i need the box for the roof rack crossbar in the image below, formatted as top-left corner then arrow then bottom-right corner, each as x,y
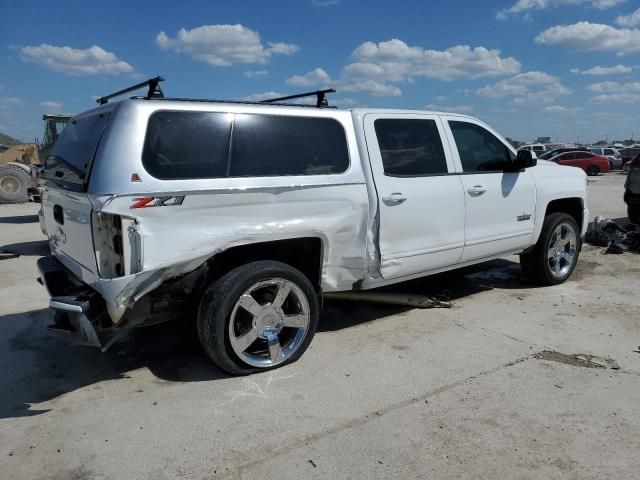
261,88 -> 336,107
97,76 -> 165,105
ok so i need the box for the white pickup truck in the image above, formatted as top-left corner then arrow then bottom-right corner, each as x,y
37,79 -> 588,374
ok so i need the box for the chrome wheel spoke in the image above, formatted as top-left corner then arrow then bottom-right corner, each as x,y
264,331 -> 284,363
235,327 -> 259,352
237,294 -> 263,316
272,281 -> 292,308
282,313 -> 308,329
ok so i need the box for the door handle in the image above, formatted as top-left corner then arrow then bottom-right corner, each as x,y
382,192 -> 407,206
467,185 -> 486,197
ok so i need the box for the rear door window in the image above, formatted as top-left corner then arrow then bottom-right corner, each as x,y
42,112 -> 110,188
373,119 -> 448,176
142,111 -> 232,179
230,114 -> 349,176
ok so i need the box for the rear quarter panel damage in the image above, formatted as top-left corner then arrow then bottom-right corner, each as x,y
93,184 -> 370,323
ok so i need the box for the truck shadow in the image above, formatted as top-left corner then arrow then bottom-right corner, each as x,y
319,258 -> 535,331
0,258 -> 535,419
0,214 -> 39,224
0,240 -> 49,257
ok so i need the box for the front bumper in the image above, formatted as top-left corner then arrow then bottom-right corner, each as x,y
37,256 -> 107,348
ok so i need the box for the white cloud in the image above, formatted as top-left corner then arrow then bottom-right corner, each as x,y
286,68 -> 332,86
332,97 -> 359,107
535,22 -> 640,55
425,104 -> 474,114
498,0 -> 627,18
267,42 -> 299,55
616,7 -> 640,27
477,71 -> 572,105
156,24 -> 299,66
590,93 -> 640,102
21,44 -> 134,75
0,97 -> 23,110
543,105 -> 583,113
587,80 -> 640,92
341,80 -> 402,96
312,0 -> 339,6
571,64 -> 632,75
39,101 -> 62,111
244,70 -> 268,78
346,40 -> 521,81
543,105 -> 569,112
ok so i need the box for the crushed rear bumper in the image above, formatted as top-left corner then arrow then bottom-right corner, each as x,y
37,256 -> 106,348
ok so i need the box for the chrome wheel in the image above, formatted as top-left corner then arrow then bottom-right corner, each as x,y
228,278 -> 310,368
547,222 -> 577,278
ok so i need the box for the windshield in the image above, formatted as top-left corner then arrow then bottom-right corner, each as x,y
41,112 -> 110,189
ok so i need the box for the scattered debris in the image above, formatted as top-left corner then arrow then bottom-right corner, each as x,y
308,460 -> 317,468
585,216 -> 640,253
633,346 -> 640,354
533,350 -> 620,370
324,292 -> 453,308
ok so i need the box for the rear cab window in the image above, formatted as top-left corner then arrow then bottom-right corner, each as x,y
42,112 -> 111,190
373,119 -> 448,176
142,111 -> 350,180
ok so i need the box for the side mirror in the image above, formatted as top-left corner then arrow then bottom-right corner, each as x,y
512,149 -> 537,170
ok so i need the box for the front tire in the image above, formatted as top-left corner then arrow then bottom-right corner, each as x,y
586,165 -> 600,176
197,261 -> 319,375
520,213 -> 580,286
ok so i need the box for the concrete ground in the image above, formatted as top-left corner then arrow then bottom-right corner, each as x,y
0,172 -> 638,479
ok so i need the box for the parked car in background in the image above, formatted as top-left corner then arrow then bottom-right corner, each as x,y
621,147 -> 640,166
549,151 -> 610,176
591,147 -> 621,169
539,147 -> 589,161
624,154 -> 640,224
519,144 -> 546,153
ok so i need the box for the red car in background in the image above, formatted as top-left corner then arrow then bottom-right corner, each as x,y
548,150 -> 610,176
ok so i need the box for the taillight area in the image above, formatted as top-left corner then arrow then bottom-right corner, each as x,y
93,212 -> 142,278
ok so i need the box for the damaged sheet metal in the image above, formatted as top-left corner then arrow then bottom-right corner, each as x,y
86,183 -> 371,324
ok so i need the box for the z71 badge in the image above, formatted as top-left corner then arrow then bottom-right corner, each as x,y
517,213 -> 532,221
130,196 -> 185,209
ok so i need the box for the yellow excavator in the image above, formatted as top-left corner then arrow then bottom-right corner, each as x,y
0,114 -> 72,204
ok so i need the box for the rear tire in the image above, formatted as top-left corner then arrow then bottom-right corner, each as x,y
520,213 -> 580,286
0,164 -> 30,204
197,260 -> 319,375
586,165 -> 600,176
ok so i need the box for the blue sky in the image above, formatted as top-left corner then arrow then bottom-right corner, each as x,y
1,0 -> 639,143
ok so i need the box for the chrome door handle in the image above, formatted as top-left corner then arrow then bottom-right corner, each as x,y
382,193 -> 407,206
467,185 -> 486,197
